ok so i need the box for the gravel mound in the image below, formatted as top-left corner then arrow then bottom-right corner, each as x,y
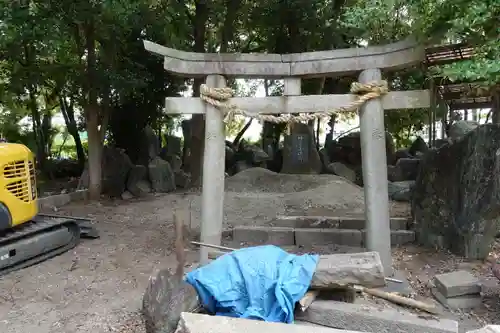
218,168 -> 366,226
226,167 -> 346,193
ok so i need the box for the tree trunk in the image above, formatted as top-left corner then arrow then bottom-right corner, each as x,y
28,87 -> 48,175
84,20 -> 102,200
59,95 -> 85,168
189,1 -> 209,187
492,87 -> 500,124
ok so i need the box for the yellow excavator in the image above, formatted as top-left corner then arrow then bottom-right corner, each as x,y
0,142 -> 98,276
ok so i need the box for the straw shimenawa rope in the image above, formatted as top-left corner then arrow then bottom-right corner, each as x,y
199,80 -> 389,124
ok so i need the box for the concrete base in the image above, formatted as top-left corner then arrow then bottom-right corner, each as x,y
431,287 -> 482,310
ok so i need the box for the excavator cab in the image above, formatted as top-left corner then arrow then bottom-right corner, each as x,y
0,143 -> 38,232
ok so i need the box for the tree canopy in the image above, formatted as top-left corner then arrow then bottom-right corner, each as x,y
0,0 -> 498,197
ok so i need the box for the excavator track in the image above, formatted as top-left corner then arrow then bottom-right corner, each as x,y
0,216 -> 84,277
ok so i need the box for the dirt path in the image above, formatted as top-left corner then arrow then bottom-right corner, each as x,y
0,196 -> 195,333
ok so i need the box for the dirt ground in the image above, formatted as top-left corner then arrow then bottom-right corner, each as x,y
0,170 -> 499,333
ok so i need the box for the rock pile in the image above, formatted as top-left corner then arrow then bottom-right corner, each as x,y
79,126 -> 190,198
321,130 -> 424,202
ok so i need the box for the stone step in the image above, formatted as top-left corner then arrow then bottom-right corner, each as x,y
231,225 -> 415,247
271,215 -> 409,230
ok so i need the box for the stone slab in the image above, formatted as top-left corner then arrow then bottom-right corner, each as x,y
433,270 -> 481,298
295,300 -> 458,333
431,287 -> 482,310
175,312 -> 364,333
468,326 -> 500,333
232,226 -> 295,246
361,229 -> 415,246
272,216 -> 409,230
295,229 -> 363,247
310,252 -> 386,289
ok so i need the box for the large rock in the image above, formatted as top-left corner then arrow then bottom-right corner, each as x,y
142,270 -> 201,333
395,158 -> 420,181
101,146 -> 133,197
127,165 -> 150,197
408,136 -> 429,156
337,131 -> 395,166
388,181 -> 414,202
412,124 -> 500,259
448,120 -> 479,142
328,162 -> 356,183
149,156 -> 176,193
281,123 -> 322,174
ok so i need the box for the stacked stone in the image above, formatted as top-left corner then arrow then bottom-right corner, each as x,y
431,270 -> 482,309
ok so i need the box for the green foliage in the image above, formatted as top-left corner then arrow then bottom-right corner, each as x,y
0,0 -> 498,172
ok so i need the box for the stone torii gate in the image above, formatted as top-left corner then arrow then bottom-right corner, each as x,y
144,39 -> 430,273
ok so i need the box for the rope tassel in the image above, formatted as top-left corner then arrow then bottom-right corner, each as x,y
199,80 -> 388,124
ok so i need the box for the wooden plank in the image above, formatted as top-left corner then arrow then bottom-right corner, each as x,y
144,39 -> 425,78
164,90 -> 431,115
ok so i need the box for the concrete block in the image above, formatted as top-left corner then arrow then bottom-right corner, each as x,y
175,312 -> 364,333
431,287 -> 482,309
467,326 -> 500,333
295,229 -> 363,247
361,230 -> 415,246
272,216 -> 341,228
295,300 -> 458,333
310,252 -> 386,289
433,270 -> 481,298
390,230 -> 415,245
232,226 -> 294,246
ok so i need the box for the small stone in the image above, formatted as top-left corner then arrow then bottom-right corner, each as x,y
433,270 -> 481,298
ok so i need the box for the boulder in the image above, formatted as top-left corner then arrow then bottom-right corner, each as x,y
387,165 -> 404,182
101,146 -> 133,197
395,158 -> 420,181
281,123 -> 322,174
328,162 -> 356,183
412,124 -> 500,259
148,156 -> 176,193
448,120 -> 479,142
394,148 -> 413,162
337,131 -> 395,166
388,181 -> 414,202
408,136 -> 428,156
127,165 -> 149,197
142,269 -> 201,333
175,170 -> 191,189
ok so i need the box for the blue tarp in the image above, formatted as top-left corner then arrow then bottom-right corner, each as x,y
185,245 -> 319,323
